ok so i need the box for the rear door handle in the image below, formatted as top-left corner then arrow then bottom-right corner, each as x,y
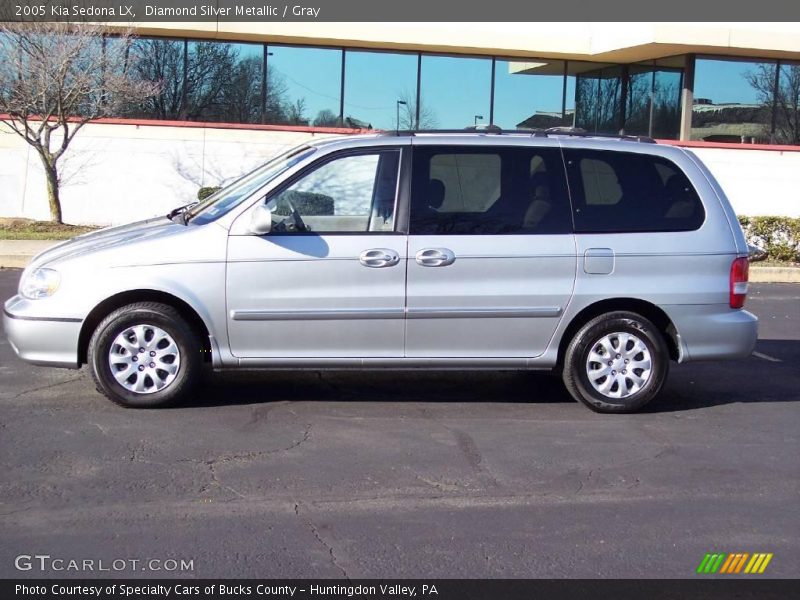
359,248 -> 400,268
415,248 -> 456,267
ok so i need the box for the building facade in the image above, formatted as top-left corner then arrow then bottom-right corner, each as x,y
1,22 -> 800,224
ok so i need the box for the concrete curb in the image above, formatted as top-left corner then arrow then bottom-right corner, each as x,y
0,240 -> 60,269
1,240 -> 799,282
749,266 -> 800,283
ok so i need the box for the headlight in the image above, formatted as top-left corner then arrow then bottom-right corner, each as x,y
20,268 -> 61,299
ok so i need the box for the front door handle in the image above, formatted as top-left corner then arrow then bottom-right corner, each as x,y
415,247 -> 456,267
359,248 -> 400,268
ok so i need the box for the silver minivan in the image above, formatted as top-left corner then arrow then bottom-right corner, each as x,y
3,131 -> 758,413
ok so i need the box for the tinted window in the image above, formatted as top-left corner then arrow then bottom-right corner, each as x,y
410,147 -> 571,235
267,46 -> 342,127
419,55 -> 492,129
186,41 -> 263,123
493,59 -> 570,130
343,50 -> 418,130
693,57 -> 776,143
574,65 -> 624,134
563,150 -> 705,233
267,151 -> 399,233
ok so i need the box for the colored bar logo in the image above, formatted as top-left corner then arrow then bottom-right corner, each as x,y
696,552 -> 773,574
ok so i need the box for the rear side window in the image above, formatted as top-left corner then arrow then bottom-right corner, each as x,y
563,149 -> 705,233
410,146 -> 572,235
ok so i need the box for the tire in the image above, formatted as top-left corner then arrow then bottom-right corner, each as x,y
562,311 -> 669,413
88,302 -> 202,408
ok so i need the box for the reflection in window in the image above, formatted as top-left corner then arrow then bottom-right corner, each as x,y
186,42 -> 262,123
493,59 -> 568,129
574,65 -> 624,134
564,74 -> 576,127
775,62 -> 800,145
268,152 -> 399,232
419,55 -> 491,129
625,65 -> 682,138
267,46 -> 342,127
410,147 -> 572,235
343,50 -> 417,130
692,57 -> 776,143
127,37 -> 186,119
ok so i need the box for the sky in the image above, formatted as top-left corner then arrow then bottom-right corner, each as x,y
693,58 -> 765,105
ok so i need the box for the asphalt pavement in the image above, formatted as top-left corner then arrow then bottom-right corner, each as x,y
0,268 -> 798,578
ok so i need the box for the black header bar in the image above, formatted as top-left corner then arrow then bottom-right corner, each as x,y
1,0 -> 800,22
2,579 -> 798,600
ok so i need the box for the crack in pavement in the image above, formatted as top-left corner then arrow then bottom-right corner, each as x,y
203,461 -> 248,499
294,501 -> 350,580
418,409 -> 501,490
185,425 -> 312,499
205,425 -> 312,466
4,376 -> 84,401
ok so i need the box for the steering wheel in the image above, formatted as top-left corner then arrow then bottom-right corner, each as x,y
283,197 -> 308,232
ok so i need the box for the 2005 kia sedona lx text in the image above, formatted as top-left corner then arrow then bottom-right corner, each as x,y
3,130 -> 758,413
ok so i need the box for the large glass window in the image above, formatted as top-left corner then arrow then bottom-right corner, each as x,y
493,59 -> 568,129
563,149 -> 705,233
343,50 -> 418,130
186,41 -> 262,123
774,62 -> 800,145
266,46 -> 342,127
127,37 -> 186,119
573,64 -> 624,134
692,57 -> 777,143
410,146 -> 572,235
266,151 -> 400,233
625,64 -> 682,138
419,55 -> 492,129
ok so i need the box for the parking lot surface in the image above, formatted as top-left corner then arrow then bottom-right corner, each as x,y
0,268 -> 798,578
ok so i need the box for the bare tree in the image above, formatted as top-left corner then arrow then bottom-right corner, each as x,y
397,90 -> 437,130
285,98 -> 308,125
129,37 -> 185,119
0,22 -> 157,222
748,63 -> 800,144
312,109 -> 340,127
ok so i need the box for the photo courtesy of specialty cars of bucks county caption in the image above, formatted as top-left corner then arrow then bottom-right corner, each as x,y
3,128 -> 758,413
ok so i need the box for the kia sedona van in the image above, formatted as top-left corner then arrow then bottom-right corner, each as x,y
4,129 -> 757,413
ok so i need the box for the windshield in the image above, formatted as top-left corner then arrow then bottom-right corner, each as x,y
186,145 -> 317,225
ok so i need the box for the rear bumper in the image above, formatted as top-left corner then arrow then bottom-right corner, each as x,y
3,296 -> 81,369
666,304 -> 758,362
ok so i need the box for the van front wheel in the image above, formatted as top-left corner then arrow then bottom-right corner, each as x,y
88,302 -> 202,408
562,311 -> 669,413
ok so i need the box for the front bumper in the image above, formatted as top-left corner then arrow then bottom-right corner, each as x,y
3,296 -> 82,369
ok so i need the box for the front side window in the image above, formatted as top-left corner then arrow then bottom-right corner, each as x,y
410,146 -> 572,235
266,151 -> 400,233
188,145 -> 316,225
564,149 -> 705,233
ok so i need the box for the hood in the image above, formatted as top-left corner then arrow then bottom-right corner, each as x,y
29,216 -> 188,268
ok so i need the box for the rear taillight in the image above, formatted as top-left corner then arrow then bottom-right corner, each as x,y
730,257 -> 749,309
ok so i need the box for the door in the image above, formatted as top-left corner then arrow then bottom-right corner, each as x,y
226,148 -> 406,358
405,144 -> 576,358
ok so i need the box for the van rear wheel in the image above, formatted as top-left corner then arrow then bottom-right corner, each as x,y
88,302 -> 201,408
562,311 -> 669,413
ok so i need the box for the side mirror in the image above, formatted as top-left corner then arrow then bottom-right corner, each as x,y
248,204 -> 273,235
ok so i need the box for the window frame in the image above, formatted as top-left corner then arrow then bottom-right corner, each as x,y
260,146 -> 407,236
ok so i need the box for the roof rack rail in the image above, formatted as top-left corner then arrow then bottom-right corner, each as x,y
543,126 -> 657,143
380,125 -> 656,143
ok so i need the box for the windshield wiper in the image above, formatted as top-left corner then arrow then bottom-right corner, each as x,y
166,202 -> 198,225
